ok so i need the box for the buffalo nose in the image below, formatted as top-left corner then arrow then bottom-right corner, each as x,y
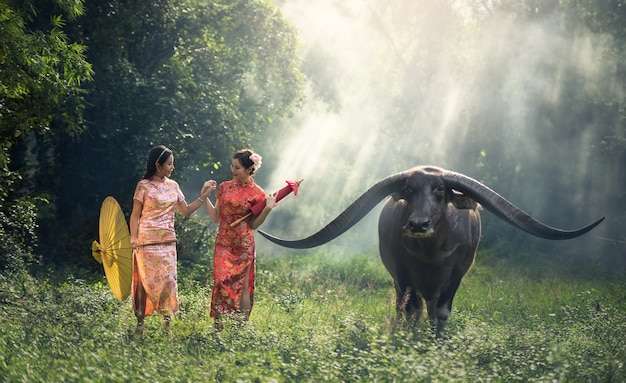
404,219 -> 431,232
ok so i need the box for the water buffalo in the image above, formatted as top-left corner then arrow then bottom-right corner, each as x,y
259,166 -> 604,335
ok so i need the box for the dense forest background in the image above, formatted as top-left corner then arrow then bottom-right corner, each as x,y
1,0 -> 624,280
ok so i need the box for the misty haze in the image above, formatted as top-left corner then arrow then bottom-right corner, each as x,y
258,0 -> 622,271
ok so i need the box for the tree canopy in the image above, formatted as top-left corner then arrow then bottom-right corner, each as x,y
0,0 -> 623,272
1,0 -> 304,268
0,0 -> 93,270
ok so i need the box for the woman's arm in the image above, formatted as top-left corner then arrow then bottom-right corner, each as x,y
177,182 -> 214,217
204,198 -> 220,223
201,180 -> 220,222
129,199 -> 143,249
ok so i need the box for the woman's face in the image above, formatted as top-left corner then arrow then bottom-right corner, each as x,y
156,154 -> 175,178
231,158 -> 251,182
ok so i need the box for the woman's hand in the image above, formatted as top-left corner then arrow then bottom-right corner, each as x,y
202,180 -> 217,195
265,192 -> 278,209
251,192 -> 277,230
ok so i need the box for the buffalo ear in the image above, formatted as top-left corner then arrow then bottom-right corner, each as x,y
390,191 -> 404,201
448,189 -> 478,210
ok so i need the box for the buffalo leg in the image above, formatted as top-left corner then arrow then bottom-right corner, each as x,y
426,298 -> 441,329
396,284 -> 422,324
434,272 -> 464,336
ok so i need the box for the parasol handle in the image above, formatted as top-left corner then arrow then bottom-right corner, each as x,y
91,240 -> 104,264
230,212 -> 253,228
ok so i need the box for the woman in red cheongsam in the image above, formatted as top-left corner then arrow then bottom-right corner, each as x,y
202,149 -> 277,329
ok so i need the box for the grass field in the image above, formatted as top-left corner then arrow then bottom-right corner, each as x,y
1,245 -> 624,382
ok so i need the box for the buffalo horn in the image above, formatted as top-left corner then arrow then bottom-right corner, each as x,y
441,170 -> 605,240
258,171 -> 411,249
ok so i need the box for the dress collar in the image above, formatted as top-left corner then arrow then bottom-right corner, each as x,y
151,175 -> 167,183
234,177 -> 254,187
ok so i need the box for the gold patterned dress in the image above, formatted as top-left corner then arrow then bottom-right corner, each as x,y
132,177 -> 185,318
211,178 -> 265,319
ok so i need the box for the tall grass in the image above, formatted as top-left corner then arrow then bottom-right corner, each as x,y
1,246 -> 624,382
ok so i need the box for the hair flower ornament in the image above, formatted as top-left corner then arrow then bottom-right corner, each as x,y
250,153 -> 262,170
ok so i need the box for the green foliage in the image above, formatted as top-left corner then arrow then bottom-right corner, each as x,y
1,248 -> 624,382
0,0 -> 93,275
66,0 -> 303,175
29,0 -> 305,268
0,0 -> 92,160
0,197 -> 41,271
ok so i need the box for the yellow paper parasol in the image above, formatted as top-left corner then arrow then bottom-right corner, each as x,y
91,196 -> 132,301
